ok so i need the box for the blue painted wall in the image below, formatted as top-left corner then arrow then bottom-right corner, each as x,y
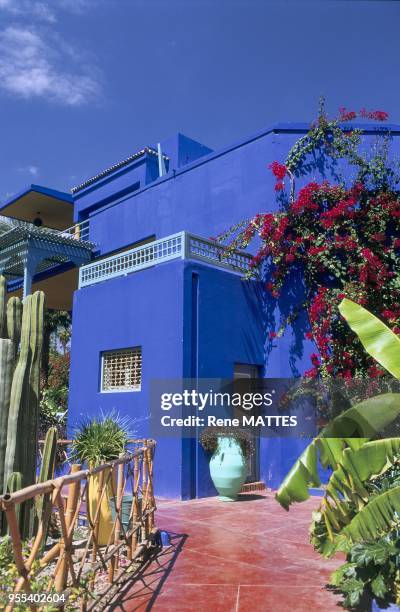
67,122 -> 400,498
69,260 -> 185,498
69,259 -> 267,499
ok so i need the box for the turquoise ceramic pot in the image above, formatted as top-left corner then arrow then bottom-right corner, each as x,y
209,436 -> 247,501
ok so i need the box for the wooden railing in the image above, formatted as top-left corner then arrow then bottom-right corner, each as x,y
0,440 -> 157,611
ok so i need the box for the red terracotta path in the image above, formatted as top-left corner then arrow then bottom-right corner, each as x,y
113,491 -> 343,611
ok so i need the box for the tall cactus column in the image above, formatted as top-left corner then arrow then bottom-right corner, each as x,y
0,275 -> 45,521
0,278 -> 21,493
0,338 -> 13,491
4,292 -> 45,487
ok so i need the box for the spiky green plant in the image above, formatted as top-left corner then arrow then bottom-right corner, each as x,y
70,411 -> 133,467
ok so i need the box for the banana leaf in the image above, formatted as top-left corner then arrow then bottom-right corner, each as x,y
326,438 -> 400,505
339,485 -> 400,544
276,393 -> 400,510
339,298 -> 400,378
310,438 -> 400,555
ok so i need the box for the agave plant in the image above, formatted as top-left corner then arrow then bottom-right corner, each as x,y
70,410 -> 133,467
276,298 -> 400,559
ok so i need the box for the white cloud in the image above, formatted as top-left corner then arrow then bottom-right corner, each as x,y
0,1 -> 55,21
0,0 -> 98,20
0,26 -> 101,106
18,165 -> 39,177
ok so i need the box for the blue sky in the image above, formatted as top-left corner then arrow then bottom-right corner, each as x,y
0,0 -> 399,202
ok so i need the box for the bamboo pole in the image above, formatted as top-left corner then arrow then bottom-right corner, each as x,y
128,454 -> 140,560
0,444 -> 157,611
141,443 -> 149,543
54,466 -> 81,594
12,508 -> 50,596
89,467 -> 105,590
64,464 -> 82,530
4,502 -> 37,612
109,460 -> 124,582
41,475 -> 86,567
0,453 -> 144,509
146,448 -> 155,530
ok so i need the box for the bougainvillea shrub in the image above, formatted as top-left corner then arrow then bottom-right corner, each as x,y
218,102 -> 400,381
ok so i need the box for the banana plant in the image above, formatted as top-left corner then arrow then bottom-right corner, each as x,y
276,394 -> 400,510
338,298 -> 400,379
276,298 -> 400,557
311,438 -> 400,556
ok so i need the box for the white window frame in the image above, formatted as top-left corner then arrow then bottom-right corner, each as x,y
100,347 -> 142,393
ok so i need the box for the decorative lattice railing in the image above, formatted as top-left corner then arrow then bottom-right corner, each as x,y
56,219 -> 91,242
78,231 -> 252,288
0,440 -> 157,611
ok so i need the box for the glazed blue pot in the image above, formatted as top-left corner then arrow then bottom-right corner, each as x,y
209,436 -> 247,501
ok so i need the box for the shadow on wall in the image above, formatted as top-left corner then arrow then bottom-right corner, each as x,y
240,279 -> 268,366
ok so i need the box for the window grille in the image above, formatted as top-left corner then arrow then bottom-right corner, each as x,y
101,347 -> 142,392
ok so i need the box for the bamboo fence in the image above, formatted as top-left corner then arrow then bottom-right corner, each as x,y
0,440 -> 157,611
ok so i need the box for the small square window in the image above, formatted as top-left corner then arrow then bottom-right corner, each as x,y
101,347 -> 142,392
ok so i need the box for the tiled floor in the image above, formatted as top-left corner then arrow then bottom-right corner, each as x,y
113,491 -> 343,611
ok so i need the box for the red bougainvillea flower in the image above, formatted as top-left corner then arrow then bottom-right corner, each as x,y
268,161 -> 287,180
221,104 -> 398,380
360,108 -> 389,121
339,107 -> 357,122
339,107 -> 389,122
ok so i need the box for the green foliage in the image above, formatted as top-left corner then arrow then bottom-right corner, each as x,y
199,426 -> 255,459
340,486 -> 400,545
70,410 -> 133,466
329,448 -> 400,609
366,461 -> 400,497
220,102 -> 400,383
339,298 -> 400,378
275,394 -> 400,510
0,535 -> 93,611
330,534 -> 400,608
40,324 -> 70,442
0,536 -> 54,610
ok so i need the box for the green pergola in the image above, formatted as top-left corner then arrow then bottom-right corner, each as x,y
0,217 -> 94,297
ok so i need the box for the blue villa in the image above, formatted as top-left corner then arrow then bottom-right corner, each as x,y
1,121 -> 399,499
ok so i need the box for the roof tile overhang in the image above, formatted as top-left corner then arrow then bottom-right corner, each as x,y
71,146 -> 169,195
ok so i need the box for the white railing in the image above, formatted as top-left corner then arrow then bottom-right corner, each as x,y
55,219 -> 90,242
79,231 -> 252,288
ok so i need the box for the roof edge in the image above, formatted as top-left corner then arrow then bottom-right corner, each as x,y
0,184 -> 73,211
71,146 -> 169,195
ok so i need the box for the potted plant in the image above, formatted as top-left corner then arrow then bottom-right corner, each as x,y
200,427 -> 254,501
70,411 -> 132,546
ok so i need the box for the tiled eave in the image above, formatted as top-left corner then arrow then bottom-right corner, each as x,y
71,147 -> 169,195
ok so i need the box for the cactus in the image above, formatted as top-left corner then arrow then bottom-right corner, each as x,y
7,297 -> 22,359
0,276 -> 6,339
7,471 -> 22,493
0,275 -> 46,537
0,299 -> 22,498
36,427 -> 57,548
0,339 -> 14,494
6,472 -> 23,531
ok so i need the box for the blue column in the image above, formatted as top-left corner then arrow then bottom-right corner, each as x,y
22,253 -> 41,298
